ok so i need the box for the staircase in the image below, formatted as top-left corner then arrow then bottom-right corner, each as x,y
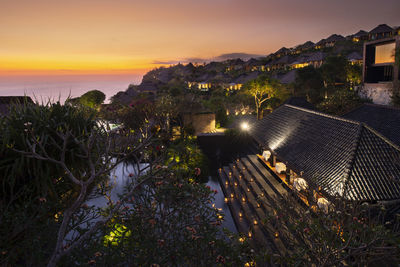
218,154 -> 304,256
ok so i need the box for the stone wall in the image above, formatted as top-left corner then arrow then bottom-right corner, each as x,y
183,113 -> 215,135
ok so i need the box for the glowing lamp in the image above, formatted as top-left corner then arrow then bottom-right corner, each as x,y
224,197 -> 228,203
241,122 -> 250,131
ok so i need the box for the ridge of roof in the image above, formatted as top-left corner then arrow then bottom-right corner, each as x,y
283,104 -> 360,125
364,103 -> 400,111
342,123 -> 364,198
363,123 -> 400,152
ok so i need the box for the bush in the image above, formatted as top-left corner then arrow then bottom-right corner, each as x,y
0,102 -> 101,265
317,89 -> 370,115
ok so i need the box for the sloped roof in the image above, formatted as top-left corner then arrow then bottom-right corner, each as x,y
295,41 -> 315,50
250,104 -> 400,201
234,72 -> 260,84
277,69 -> 297,84
274,47 -> 290,55
353,30 -> 368,37
283,96 -> 315,110
369,24 -> 393,34
342,103 -> 400,147
306,51 -> 325,62
275,55 -> 292,64
325,34 -> 345,42
346,51 -> 362,61
316,34 -> 345,45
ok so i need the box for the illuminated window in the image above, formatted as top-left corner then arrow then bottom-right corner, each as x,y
375,42 -> 395,64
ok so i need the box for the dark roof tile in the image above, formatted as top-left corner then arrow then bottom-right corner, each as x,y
251,104 -> 400,201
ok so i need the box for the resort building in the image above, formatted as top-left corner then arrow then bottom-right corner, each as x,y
218,103 -> 400,250
361,35 -> 400,104
352,30 -> 369,43
315,34 -> 345,49
346,51 -> 363,65
187,81 -> 212,91
368,24 -> 393,41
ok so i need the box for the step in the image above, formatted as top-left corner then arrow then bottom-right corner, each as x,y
246,155 -> 288,196
240,157 -> 281,200
230,162 -> 290,256
223,166 -> 272,248
219,169 -> 250,233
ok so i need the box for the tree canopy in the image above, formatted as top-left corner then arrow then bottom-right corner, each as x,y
243,74 -> 288,119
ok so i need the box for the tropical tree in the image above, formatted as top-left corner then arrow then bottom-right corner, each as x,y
317,88 -> 370,115
345,64 -> 362,90
243,74 -> 285,120
67,90 -> 106,109
79,90 -> 106,108
320,55 -> 348,89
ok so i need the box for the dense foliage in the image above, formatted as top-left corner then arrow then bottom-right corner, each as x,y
0,102 -> 101,265
317,89 -> 370,115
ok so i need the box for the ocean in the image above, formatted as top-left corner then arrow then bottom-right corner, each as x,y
0,74 -> 143,104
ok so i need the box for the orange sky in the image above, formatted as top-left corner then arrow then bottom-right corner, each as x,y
1,0 -> 399,77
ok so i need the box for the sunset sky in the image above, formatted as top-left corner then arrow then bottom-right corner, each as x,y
0,0 -> 399,101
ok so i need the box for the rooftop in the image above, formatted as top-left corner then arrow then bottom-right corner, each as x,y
250,104 -> 400,202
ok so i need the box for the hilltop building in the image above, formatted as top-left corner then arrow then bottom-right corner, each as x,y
369,24 -> 394,41
361,35 -> 400,104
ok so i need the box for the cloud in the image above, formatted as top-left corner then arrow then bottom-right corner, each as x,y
152,52 -> 265,65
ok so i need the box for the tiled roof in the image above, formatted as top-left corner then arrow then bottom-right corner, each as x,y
353,30 -> 368,37
342,104 -> 400,147
346,51 -> 362,61
283,96 -> 315,110
369,24 -> 393,34
277,70 -> 297,85
250,104 -> 400,202
325,34 -> 345,42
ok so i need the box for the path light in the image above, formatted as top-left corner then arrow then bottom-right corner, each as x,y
239,211 -> 243,218
239,237 -> 245,243
274,232 -> 279,238
242,197 -> 246,202
257,202 -> 261,208
234,182 -> 238,187
254,219 -> 258,225
250,178 -> 254,182
241,122 -> 250,131
230,193 -> 234,198
225,181 -> 228,186
248,231 -> 252,238
224,197 -> 228,203
247,188 -> 250,192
